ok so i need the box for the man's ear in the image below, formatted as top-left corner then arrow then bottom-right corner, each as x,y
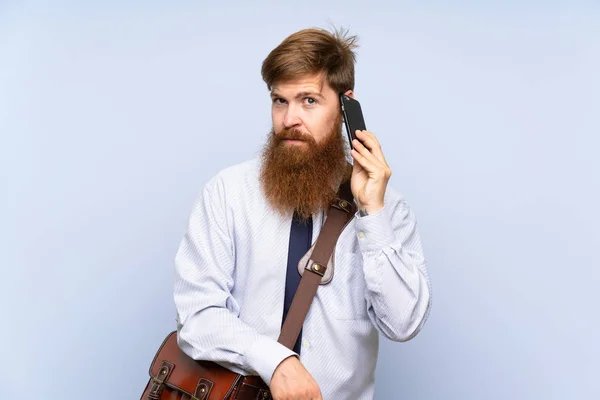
343,89 -> 355,99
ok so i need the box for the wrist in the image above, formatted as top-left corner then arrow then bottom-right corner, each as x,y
272,355 -> 300,383
274,355 -> 298,373
357,203 -> 384,217
246,337 -> 297,386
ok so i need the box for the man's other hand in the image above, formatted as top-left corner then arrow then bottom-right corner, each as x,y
270,356 -> 322,400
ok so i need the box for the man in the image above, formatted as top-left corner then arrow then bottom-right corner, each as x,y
174,27 -> 432,399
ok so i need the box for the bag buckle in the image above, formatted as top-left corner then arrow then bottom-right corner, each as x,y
148,361 -> 174,399
331,198 -> 352,213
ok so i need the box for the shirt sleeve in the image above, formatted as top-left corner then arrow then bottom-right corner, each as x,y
173,177 -> 296,385
353,195 -> 432,342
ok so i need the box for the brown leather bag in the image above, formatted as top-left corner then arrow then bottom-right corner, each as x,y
141,181 -> 356,400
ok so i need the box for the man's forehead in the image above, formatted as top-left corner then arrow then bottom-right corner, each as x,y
271,74 -> 332,95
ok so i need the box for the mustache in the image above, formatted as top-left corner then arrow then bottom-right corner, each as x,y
276,128 -> 312,142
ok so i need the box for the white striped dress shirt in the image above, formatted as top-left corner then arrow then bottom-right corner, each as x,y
173,158 -> 432,399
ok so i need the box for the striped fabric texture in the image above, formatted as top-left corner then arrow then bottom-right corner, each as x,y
173,158 -> 432,399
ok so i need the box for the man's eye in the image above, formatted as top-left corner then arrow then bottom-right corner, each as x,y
273,98 -> 286,104
304,97 -> 317,105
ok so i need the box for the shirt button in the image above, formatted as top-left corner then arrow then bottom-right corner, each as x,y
358,231 -> 365,238
302,340 -> 310,348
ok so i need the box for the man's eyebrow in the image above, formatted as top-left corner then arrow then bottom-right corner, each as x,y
295,91 -> 324,100
270,90 -> 325,100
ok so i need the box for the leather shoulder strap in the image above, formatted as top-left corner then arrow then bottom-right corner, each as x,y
277,180 -> 356,350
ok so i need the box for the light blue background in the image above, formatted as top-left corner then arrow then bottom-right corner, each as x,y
1,1 -> 598,399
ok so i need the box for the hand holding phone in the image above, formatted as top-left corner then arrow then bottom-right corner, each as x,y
340,93 -> 392,217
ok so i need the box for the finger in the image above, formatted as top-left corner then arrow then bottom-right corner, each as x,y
355,130 -> 388,165
350,147 -> 380,175
352,138 -> 392,179
355,130 -> 387,165
352,156 -> 364,173
352,138 -> 384,170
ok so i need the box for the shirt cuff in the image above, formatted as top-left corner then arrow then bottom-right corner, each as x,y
245,335 -> 298,386
354,205 -> 396,253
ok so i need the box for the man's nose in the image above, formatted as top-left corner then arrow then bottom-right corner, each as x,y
283,105 -> 302,128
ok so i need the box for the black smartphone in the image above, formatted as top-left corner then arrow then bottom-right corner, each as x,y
340,94 -> 367,149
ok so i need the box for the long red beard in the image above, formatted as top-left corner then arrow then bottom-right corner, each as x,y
259,117 -> 351,221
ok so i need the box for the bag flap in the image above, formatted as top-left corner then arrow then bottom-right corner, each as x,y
148,331 -> 241,399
